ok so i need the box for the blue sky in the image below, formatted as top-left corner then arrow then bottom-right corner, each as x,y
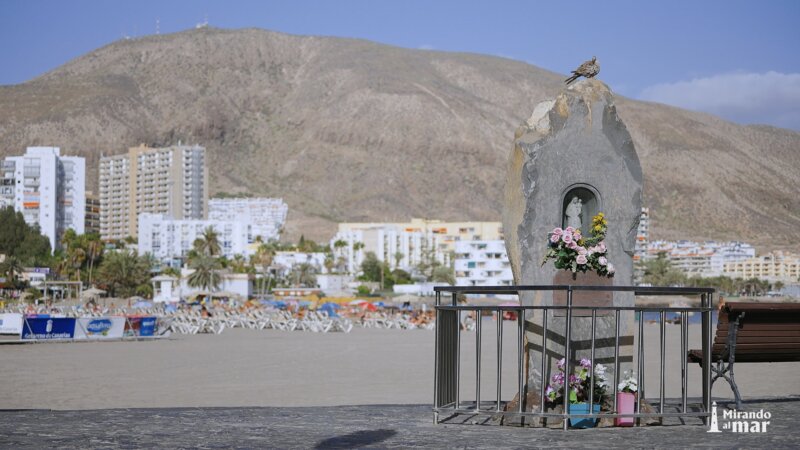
1,0 -> 799,130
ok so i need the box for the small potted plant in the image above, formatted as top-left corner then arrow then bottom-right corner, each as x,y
541,213 -> 615,280
546,358 -> 609,428
616,370 -> 638,427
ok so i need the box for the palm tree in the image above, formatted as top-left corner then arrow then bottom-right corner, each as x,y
230,254 -> 249,274
96,251 -> 150,298
187,255 -> 222,292
86,239 -> 103,285
1,256 -> 24,288
333,239 -> 347,256
393,251 -> 404,269
194,227 -> 222,257
292,263 -> 317,288
69,247 -> 86,284
253,243 -> 276,295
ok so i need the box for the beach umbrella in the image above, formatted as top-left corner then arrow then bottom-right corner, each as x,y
81,287 -> 106,298
349,299 -> 367,306
318,302 -> 340,317
298,300 -> 312,307
360,302 -> 378,312
133,301 -> 153,309
373,301 -> 386,307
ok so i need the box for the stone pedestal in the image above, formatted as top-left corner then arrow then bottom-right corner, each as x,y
502,79 -> 642,396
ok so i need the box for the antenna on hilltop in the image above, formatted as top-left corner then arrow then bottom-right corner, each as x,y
196,13 -> 209,29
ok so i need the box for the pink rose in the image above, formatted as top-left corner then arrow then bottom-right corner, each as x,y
552,227 -> 563,235
598,256 -> 607,266
562,232 -> 573,244
550,233 -> 560,243
577,247 -> 587,255
576,254 -> 588,265
598,241 -> 607,253
573,231 -> 582,241
568,241 -> 579,250
565,226 -> 574,233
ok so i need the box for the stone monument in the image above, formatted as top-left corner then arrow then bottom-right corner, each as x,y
502,79 -> 642,410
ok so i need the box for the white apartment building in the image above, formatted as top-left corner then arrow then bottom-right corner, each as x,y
454,240 -> 513,287
647,240 -> 756,278
331,218 -> 503,275
208,198 -> 288,242
138,213 -> 253,260
723,251 -> 800,283
0,147 -> 85,251
100,143 -> 208,240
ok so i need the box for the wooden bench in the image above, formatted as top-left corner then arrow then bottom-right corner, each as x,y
687,302 -> 800,409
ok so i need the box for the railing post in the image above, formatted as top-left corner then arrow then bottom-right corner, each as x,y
702,292 -> 713,424
562,287 -> 573,430
476,311 -> 482,412
455,293 -> 461,411
496,307 -> 503,413
433,290 -> 440,423
517,307 -> 524,416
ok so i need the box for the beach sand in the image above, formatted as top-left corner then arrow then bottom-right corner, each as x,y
0,321 -> 797,410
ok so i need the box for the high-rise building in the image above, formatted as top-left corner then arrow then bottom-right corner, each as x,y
0,147 -> 85,251
331,218 -> 504,274
99,143 -> 208,240
85,190 -> 100,235
454,240 -> 514,287
138,213 -> 253,260
208,198 -> 288,243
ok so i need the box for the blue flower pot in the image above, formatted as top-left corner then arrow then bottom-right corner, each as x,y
568,403 -> 601,428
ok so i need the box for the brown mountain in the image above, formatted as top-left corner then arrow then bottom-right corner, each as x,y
0,27 -> 798,250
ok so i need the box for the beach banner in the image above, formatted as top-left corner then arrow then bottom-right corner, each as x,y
74,317 -> 125,340
0,313 -> 23,335
21,317 -> 76,340
125,316 -> 157,337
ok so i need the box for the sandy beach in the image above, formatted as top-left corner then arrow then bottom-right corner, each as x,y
1,320 -> 798,410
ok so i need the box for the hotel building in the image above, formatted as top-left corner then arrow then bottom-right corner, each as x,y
723,251 -> 800,283
99,143 -> 207,240
0,147 -> 85,251
331,218 -> 504,274
208,197 -> 288,243
454,240 -> 514,287
138,213 -> 253,260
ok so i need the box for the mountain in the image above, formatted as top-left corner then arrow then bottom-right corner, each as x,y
0,27 -> 798,251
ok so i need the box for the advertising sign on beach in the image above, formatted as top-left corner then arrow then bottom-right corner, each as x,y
74,317 -> 125,340
21,317 -> 76,340
125,316 -> 157,337
0,313 -> 23,335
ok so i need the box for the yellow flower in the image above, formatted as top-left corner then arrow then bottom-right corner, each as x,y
594,225 -> 602,232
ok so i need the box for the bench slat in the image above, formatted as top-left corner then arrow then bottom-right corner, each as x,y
717,324 -> 800,331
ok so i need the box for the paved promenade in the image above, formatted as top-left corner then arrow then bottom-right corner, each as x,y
2,397 -> 798,448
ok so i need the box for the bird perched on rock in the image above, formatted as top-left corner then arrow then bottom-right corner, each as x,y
565,57 -> 600,85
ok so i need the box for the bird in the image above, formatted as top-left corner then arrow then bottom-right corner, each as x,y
565,57 -> 600,85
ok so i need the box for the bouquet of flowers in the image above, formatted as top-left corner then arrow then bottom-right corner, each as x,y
546,358 -> 609,404
541,212 -> 615,277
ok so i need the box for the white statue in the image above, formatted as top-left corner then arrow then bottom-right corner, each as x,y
565,196 -> 583,230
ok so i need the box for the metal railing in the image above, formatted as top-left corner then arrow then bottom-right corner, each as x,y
433,285 -> 715,429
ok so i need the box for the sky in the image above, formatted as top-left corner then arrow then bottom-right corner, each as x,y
1,0 -> 799,130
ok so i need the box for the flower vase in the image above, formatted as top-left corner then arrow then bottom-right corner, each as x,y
568,402 -> 601,428
615,392 -> 636,427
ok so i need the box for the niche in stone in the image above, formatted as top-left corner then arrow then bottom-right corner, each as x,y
561,185 -> 600,232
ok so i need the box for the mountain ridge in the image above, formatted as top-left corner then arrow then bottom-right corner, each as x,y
0,27 -> 797,251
